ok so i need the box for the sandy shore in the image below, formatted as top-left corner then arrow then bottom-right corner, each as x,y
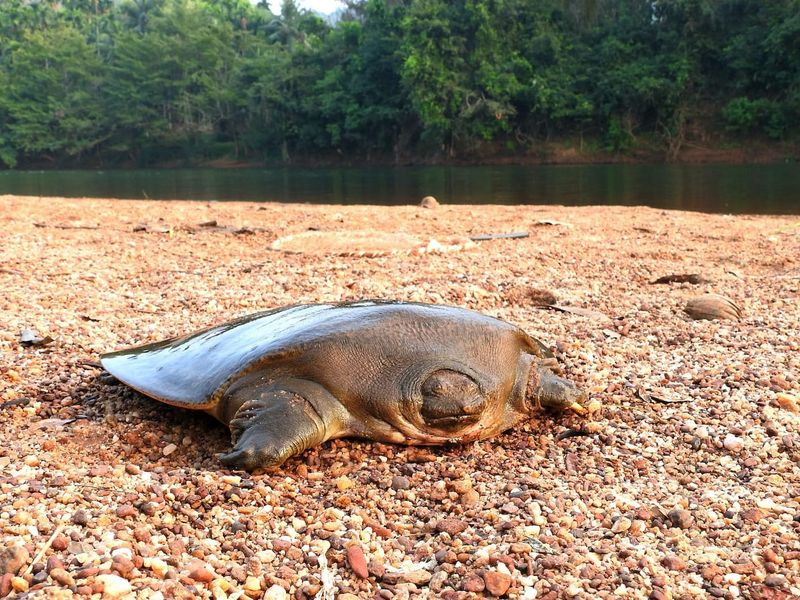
1,195 -> 798,599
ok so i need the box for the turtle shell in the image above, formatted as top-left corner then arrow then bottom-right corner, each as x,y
100,301 -> 552,410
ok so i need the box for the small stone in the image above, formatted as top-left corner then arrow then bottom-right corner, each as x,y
483,571 -> 512,596
667,508 -> 693,529
0,545 -> 29,575
391,475 -> 411,490
96,574 -> 132,596
335,476 -> 354,490
244,575 -> 261,592
462,574 -> 485,592
776,392 -> 799,413
346,545 -> 369,579
730,562 -> 755,575
741,508 -> 764,523
188,565 -> 215,583
263,584 -> 288,600
510,543 -> 531,554
436,518 -> 468,535
115,504 -> 137,518
661,555 -> 687,571
51,535 -> 69,552
71,509 -> 90,526
399,570 -> 432,584
461,489 -> 480,506
133,527 -> 151,543
611,517 -> 632,533
46,556 -> 64,573
162,443 -> 177,456
50,567 -> 75,586
764,574 -> 786,587
10,576 -> 28,593
149,558 -> 169,578
420,196 -> 439,208
363,558 -> 383,579
763,548 -> 781,564
723,433 -> 744,452
430,570 -> 448,593
337,595 -> 358,600
0,574 -> 11,597
452,478 -> 473,494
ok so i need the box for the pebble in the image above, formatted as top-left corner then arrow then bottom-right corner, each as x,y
0,574 -> 11,598
742,508 -> 765,523
764,574 -> 786,587
96,574 -> 131,596
50,567 -> 75,586
263,584 -> 288,600
346,545 -> 369,579
391,475 -> 411,490
188,565 -> 215,583
667,508 -> 693,529
723,433 -> 744,452
776,392 -> 799,413
661,555 -> 687,571
45,556 -> 63,573
71,509 -> 90,526
612,517 -> 632,533
483,570 -> 512,596
162,443 -> 177,456
420,196 -> 439,208
244,575 -> 261,592
51,535 -> 69,552
0,545 -> 29,575
399,570 -> 432,584
461,489 -> 480,506
115,504 -> 138,518
335,476 -> 354,490
10,576 -> 27,593
462,574 -> 485,592
436,518 -> 468,535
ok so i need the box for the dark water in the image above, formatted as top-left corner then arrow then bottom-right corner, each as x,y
1,163 -> 798,214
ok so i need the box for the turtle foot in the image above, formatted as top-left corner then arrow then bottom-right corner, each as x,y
220,384 -> 328,472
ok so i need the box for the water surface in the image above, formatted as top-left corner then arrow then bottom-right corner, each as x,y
1,164 -> 798,214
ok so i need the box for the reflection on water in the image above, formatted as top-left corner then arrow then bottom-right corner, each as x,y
1,163 -> 798,214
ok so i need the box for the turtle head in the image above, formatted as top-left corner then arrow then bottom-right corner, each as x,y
526,364 -> 586,413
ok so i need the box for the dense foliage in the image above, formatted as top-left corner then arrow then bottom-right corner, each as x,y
0,0 -> 798,167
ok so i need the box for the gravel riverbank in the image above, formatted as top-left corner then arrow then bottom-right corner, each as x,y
1,195 -> 798,599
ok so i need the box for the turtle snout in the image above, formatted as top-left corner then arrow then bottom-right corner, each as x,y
533,367 -> 586,411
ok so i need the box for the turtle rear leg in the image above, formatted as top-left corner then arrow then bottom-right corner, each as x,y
219,379 -> 347,471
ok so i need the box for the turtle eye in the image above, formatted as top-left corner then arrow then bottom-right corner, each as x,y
420,369 -> 485,427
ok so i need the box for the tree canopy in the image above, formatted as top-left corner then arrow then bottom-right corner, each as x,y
0,0 -> 798,168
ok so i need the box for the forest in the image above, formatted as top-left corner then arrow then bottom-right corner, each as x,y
0,0 -> 798,168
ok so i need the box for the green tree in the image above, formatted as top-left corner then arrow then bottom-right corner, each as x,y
0,24 -> 105,166
104,0 -> 237,163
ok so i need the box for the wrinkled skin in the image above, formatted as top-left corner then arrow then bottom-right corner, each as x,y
101,301 -> 586,471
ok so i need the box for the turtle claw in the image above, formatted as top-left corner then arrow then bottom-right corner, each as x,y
219,429 -> 290,472
219,446 -> 274,472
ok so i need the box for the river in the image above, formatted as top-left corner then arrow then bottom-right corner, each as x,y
1,163 -> 798,214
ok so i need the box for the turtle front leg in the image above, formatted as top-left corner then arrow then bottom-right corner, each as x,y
219,379 -> 347,471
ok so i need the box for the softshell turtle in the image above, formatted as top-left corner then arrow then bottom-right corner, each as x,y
101,301 -> 587,471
